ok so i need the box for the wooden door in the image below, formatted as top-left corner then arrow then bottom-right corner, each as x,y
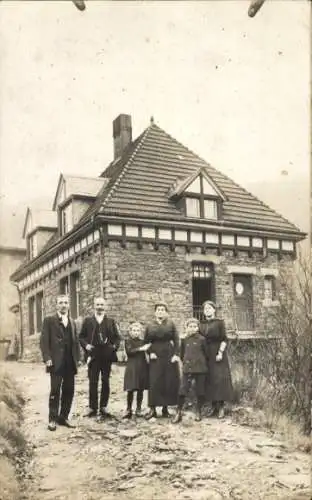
233,274 -> 254,330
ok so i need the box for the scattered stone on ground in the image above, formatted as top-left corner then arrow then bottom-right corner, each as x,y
4,362 -> 311,500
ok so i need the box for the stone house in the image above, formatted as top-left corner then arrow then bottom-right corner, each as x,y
10,114 -> 306,364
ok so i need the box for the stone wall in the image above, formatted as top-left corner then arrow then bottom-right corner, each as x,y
19,240 -> 294,360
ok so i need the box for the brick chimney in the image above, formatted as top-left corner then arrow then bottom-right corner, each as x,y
113,114 -> 132,160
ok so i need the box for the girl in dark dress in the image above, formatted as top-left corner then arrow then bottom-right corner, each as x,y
200,300 -> 234,419
123,322 -> 150,419
144,302 -> 180,419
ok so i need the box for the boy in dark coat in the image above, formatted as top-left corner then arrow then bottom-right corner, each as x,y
172,317 -> 209,423
123,322 -> 150,419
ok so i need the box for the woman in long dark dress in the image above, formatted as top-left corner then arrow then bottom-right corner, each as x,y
144,302 -> 180,419
200,300 -> 234,418
123,322 -> 150,419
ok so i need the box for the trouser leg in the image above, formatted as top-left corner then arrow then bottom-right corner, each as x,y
49,373 -> 62,422
88,360 -> 100,411
100,362 -> 112,410
59,370 -> 75,419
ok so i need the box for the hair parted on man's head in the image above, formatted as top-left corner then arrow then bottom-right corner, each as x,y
56,294 -> 69,303
94,296 -> 105,303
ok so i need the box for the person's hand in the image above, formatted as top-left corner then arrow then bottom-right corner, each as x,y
150,353 -> 157,360
139,343 -> 151,352
46,360 -> 53,367
86,344 -> 94,352
171,355 -> 179,363
216,352 -> 223,362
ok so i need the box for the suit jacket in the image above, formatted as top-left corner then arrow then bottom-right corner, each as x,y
79,315 -> 121,362
180,333 -> 209,373
40,314 -> 80,374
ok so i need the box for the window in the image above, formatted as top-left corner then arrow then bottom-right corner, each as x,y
60,204 -> 73,236
264,276 -> 276,301
192,262 -> 215,320
70,271 -> 81,319
204,199 -> 218,219
28,296 -> 35,336
28,234 -> 38,259
36,292 -> 44,332
184,174 -> 219,220
59,271 -> 81,319
186,197 -> 217,219
60,276 -> 69,295
186,197 -> 200,218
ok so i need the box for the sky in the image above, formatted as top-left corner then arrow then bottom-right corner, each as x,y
0,0 -> 310,210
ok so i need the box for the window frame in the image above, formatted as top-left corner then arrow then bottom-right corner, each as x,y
264,275 -> 277,302
184,173 -> 221,220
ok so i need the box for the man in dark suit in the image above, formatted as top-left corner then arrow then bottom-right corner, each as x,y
40,294 -> 80,431
79,296 -> 121,419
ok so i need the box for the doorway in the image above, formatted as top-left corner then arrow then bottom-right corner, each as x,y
233,274 -> 254,330
192,262 -> 215,320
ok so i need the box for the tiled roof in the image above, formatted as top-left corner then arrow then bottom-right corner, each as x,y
96,123 -> 302,235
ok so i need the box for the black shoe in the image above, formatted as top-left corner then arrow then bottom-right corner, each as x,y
122,409 -> 132,419
57,417 -> 76,428
195,410 -> 202,422
100,408 -> 113,419
135,408 -> 143,417
207,406 -> 218,418
218,406 -> 225,419
172,410 -> 182,424
48,421 -> 57,431
161,408 -> 170,418
145,409 -> 157,420
85,410 -> 97,418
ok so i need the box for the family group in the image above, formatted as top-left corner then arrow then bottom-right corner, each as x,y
39,295 -> 234,431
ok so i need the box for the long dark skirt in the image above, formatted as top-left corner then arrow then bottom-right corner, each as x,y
148,353 -> 180,407
206,343 -> 234,402
124,354 -> 149,392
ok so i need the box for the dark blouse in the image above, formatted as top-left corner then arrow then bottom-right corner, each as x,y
200,318 -> 227,344
144,319 -> 179,356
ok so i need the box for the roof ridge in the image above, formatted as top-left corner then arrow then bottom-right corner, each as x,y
151,123 -> 300,232
101,125 -> 152,209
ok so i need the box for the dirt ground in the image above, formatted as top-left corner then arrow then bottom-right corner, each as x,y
6,362 -> 311,500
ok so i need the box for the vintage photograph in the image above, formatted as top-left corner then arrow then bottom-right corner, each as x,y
0,1 -> 310,499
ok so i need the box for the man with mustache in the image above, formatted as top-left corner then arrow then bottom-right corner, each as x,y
79,296 -> 121,419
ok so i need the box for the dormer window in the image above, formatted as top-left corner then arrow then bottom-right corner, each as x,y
185,197 -> 218,219
169,167 -> 226,221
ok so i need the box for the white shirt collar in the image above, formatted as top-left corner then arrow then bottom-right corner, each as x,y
95,313 -> 105,323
